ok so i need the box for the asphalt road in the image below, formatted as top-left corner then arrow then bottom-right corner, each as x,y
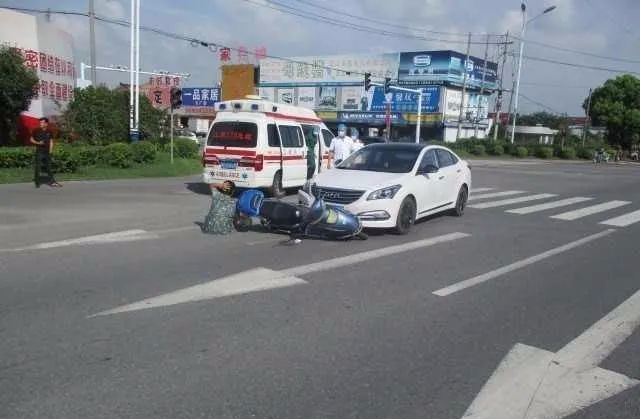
1,160 -> 639,419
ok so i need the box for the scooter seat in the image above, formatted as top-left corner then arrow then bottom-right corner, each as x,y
260,200 -> 307,226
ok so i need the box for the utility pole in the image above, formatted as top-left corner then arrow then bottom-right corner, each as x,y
134,0 -> 141,141
494,32 -> 509,141
456,32 -> 472,142
582,88 -> 593,146
89,0 -> 97,85
129,0 -> 135,139
474,34 -> 490,139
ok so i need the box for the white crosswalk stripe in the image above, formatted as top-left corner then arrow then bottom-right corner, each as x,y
506,197 -> 594,215
470,194 -> 557,209
551,201 -> 631,221
599,209 -> 640,227
468,190 -> 525,201
467,187 -> 640,229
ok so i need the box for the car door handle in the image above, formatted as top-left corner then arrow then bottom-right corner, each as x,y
456,169 -> 461,173
439,175 -> 445,180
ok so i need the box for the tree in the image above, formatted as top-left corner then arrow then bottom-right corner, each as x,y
586,74 -> 640,149
62,86 -> 166,144
0,47 -> 39,145
517,111 -> 563,129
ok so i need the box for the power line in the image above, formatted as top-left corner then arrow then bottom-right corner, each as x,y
6,5 -> 637,78
1,5 -> 376,77
523,54 -> 640,76
517,37 -> 640,65
287,0 -> 640,64
518,93 -> 562,114
520,82 -> 592,89
238,0 -> 508,45
290,0 -> 487,37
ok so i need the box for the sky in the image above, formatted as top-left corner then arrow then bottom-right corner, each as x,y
2,0 -> 639,115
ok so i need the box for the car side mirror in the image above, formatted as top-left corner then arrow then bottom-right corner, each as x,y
418,165 -> 439,175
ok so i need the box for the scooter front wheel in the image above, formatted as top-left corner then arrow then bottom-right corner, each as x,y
356,231 -> 369,240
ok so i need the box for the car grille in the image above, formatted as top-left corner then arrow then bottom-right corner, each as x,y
313,186 -> 365,205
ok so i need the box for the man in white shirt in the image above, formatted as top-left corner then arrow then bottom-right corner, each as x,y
328,124 -> 353,168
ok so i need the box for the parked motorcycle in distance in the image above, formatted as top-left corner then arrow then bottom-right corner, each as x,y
234,189 -> 368,241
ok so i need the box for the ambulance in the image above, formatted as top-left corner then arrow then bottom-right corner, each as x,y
202,96 -> 335,197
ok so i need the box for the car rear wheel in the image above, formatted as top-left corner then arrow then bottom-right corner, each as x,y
268,171 -> 285,198
394,197 -> 416,235
451,185 -> 468,217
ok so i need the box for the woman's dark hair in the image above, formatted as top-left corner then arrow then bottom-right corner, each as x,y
39,117 -> 49,123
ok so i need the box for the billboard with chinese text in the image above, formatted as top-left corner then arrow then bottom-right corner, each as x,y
259,53 -> 399,86
0,9 -> 75,125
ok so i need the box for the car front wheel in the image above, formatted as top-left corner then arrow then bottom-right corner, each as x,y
394,197 -> 416,235
452,185 -> 468,217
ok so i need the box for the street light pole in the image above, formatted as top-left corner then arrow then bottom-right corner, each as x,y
89,0 -> 97,85
510,3 -> 556,144
510,3 -> 527,144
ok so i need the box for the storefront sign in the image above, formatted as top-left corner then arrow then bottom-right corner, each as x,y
338,111 -> 406,125
182,87 -> 220,107
369,86 -> 441,113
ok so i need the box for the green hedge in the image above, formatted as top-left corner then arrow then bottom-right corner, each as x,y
0,147 -> 33,168
490,144 -> 504,156
514,146 -> 529,158
559,147 -> 576,160
172,138 -> 199,159
471,145 -> 486,156
535,147 -> 554,159
0,141 -> 162,172
131,141 -> 157,163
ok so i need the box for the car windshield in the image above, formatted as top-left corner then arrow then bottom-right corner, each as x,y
337,146 -> 421,173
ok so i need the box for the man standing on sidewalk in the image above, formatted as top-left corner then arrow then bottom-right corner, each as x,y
30,118 -> 61,188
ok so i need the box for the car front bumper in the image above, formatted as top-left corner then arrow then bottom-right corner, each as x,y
343,197 -> 401,229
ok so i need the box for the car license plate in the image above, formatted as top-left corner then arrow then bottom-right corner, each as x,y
221,159 -> 238,170
212,170 -> 241,179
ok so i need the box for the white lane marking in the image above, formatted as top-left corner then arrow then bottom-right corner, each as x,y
461,289 -> 640,419
91,232 -> 470,317
153,226 -> 195,234
90,268 -> 306,317
282,232 -> 470,277
0,229 -> 158,253
551,200 -> 631,221
506,197 -> 594,215
469,193 -> 557,209
470,187 -> 495,193
600,209 -> 640,227
468,190 -> 525,201
433,229 -> 615,297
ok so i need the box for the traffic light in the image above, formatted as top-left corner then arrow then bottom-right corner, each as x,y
384,77 -> 391,94
170,87 -> 182,110
364,72 -> 372,91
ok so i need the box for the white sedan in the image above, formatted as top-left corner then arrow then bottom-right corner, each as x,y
313,143 -> 471,234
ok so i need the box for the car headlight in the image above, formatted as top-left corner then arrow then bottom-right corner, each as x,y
367,185 -> 402,200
